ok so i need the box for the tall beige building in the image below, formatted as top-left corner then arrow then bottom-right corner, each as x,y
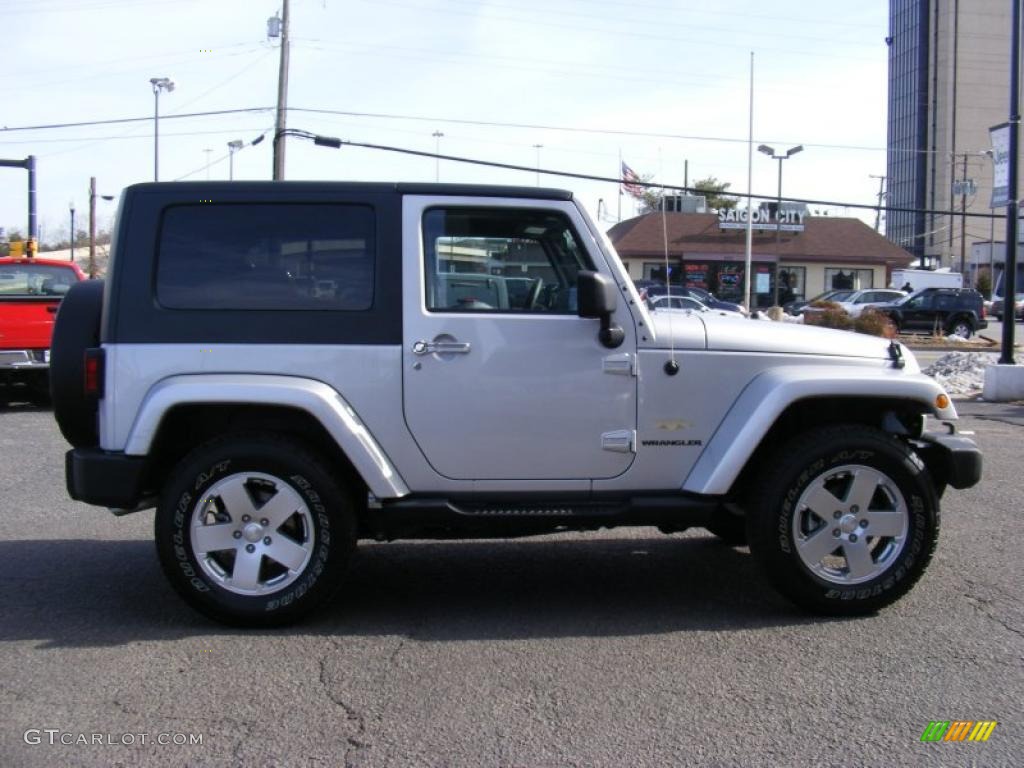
886,0 -> 1012,277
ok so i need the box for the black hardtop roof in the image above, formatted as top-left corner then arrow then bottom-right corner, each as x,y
124,181 -> 574,201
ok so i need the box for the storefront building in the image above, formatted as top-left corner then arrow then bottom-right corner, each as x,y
607,211 -> 916,308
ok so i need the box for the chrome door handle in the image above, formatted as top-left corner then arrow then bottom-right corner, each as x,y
412,340 -> 472,355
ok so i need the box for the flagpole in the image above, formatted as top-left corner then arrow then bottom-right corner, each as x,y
617,148 -> 622,222
744,51 -> 755,312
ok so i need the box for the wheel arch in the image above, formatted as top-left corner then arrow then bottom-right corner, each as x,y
126,374 -> 409,500
681,366 -> 953,498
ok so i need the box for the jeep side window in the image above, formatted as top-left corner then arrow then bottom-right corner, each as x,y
156,204 -> 375,311
422,207 -> 592,314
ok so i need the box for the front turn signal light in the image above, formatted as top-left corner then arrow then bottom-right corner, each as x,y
935,393 -> 950,410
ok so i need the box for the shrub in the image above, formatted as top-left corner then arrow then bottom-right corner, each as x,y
804,301 -> 854,331
854,308 -> 897,338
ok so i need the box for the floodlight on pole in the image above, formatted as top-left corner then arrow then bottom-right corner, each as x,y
149,77 -> 175,181
758,143 -> 804,306
227,139 -> 244,180
431,131 -> 444,181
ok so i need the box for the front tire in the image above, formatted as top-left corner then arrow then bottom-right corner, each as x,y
746,425 -> 939,615
155,434 -> 356,626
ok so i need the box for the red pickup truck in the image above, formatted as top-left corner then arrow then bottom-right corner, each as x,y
0,257 -> 86,404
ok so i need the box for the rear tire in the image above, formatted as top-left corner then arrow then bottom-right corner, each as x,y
155,434 -> 356,627
746,425 -> 939,615
947,318 -> 974,339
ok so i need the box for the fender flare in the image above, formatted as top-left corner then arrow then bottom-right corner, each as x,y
681,366 -> 955,496
123,373 -> 409,499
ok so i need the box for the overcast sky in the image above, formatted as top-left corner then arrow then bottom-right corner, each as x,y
1,0 -> 890,243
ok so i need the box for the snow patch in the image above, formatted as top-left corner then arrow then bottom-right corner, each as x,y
922,351 -> 999,395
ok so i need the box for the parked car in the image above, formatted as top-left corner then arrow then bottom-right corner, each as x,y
876,287 -> 987,339
784,289 -> 855,315
647,294 -> 745,316
835,289 -> 908,318
638,281 -> 745,313
0,256 -> 86,404
990,293 -> 1024,322
646,294 -> 707,312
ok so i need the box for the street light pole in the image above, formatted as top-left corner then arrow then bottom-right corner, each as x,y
149,77 -> 175,181
758,143 -> 803,306
533,143 -> 543,186
432,130 -> 444,181
89,177 -> 97,278
227,139 -> 244,180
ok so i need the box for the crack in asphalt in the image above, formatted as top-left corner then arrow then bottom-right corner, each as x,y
962,578 -> 1024,643
318,653 -> 370,767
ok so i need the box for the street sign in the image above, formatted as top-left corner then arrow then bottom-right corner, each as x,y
990,123 -> 1011,208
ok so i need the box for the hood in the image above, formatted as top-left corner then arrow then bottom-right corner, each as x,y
649,311 -> 894,359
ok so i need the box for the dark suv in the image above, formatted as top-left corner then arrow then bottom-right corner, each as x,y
877,288 -> 987,339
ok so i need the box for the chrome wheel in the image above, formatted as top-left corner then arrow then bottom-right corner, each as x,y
792,464 -> 909,586
950,321 -> 972,338
190,472 -> 314,596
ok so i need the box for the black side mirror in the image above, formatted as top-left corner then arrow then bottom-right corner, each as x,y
577,270 -> 624,348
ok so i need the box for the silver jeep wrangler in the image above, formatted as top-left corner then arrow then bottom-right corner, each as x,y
52,181 -> 981,626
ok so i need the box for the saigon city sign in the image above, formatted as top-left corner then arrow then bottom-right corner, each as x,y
718,208 -> 805,232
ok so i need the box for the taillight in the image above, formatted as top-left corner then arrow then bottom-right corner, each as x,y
981,304 -> 987,319
84,348 -> 105,398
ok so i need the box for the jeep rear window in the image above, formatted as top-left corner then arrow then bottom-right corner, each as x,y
156,204 -> 375,311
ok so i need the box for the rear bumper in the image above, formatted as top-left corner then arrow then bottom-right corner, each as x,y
0,349 -> 49,370
66,449 -> 148,509
913,430 -> 983,491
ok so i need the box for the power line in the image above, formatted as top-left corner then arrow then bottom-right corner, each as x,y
291,130 -> 1003,220
0,127 -> 272,144
0,105 -> 970,157
0,107 -> 273,133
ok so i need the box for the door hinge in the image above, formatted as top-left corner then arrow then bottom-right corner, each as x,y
601,429 -> 636,453
602,353 -> 635,376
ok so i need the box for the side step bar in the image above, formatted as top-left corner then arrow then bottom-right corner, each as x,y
362,493 -> 724,541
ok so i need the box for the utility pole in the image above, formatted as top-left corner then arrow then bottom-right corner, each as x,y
88,177 -> 97,279
869,174 -> 886,231
272,0 -> 291,180
69,203 -> 75,262
533,144 -> 543,186
960,152 -> 969,275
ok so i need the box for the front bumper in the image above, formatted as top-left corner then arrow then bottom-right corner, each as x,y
66,449 -> 148,509
913,430 -> 983,490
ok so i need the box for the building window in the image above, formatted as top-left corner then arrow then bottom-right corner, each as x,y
824,268 -> 874,291
778,266 -> 806,304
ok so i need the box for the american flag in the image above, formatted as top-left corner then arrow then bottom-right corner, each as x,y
621,161 -> 645,199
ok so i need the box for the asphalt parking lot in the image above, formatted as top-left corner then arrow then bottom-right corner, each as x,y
1,403 -> 1022,767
